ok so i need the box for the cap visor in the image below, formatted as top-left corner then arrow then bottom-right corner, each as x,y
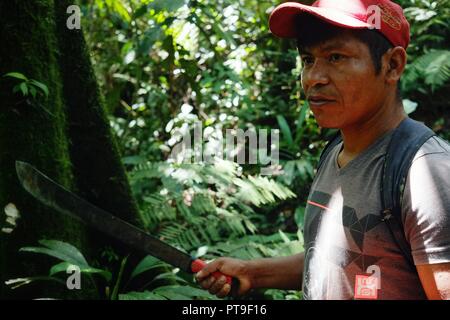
269,2 -> 371,38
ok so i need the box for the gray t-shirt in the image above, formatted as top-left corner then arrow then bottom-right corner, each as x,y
302,128 -> 450,300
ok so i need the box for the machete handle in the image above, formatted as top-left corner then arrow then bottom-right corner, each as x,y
191,259 -> 240,297
191,259 -> 232,284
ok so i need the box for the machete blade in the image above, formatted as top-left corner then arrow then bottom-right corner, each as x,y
15,161 -> 194,273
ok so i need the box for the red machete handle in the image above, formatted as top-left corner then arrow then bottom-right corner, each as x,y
191,259 -> 232,285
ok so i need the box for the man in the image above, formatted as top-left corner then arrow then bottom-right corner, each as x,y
196,0 -> 450,300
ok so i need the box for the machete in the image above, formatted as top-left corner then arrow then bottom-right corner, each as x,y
15,161 -> 234,289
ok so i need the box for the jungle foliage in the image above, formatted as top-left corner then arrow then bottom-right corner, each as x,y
2,0 -> 449,300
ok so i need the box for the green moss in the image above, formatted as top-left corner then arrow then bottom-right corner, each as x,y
0,0 -> 142,299
0,0 -> 90,298
54,0 -> 141,226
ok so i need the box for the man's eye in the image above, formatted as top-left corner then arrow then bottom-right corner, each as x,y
329,54 -> 344,62
302,57 -> 314,65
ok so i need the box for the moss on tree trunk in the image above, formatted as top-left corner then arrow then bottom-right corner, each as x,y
0,0 -> 142,299
54,1 -> 141,227
0,0 -> 91,298
53,0 -> 145,285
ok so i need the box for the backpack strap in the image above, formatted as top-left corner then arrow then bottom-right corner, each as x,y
381,117 -> 436,270
317,131 -> 342,173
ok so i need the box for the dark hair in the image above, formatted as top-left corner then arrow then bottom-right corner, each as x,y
295,13 -> 393,75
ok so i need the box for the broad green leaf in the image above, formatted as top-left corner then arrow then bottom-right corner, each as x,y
29,79 -> 49,97
295,102 -> 308,142
150,271 -> 187,284
281,161 -> 296,185
3,72 -> 28,81
130,255 -> 167,280
278,229 -> 291,244
19,82 -> 28,96
295,206 -> 305,229
20,239 -> 89,266
49,262 -> 112,282
5,276 -> 65,290
29,86 -> 37,98
277,115 -> 294,147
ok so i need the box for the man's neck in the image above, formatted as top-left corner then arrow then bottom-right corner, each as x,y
338,99 -> 407,168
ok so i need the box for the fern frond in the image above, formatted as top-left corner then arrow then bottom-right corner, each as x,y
404,50 -> 450,92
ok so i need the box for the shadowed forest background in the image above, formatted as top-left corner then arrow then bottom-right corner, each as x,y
0,0 -> 448,300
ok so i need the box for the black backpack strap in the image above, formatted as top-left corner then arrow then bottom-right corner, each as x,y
317,131 -> 342,173
381,117 -> 436,270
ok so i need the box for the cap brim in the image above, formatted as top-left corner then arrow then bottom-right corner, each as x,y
269,2 -> 371,38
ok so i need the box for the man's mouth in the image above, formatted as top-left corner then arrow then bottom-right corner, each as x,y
307,95 -> 336,107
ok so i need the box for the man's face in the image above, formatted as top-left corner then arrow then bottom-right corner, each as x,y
300,31 -> 386,129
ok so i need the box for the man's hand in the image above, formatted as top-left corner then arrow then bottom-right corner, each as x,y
195,257 -> 252,298
195,253 -> 305,298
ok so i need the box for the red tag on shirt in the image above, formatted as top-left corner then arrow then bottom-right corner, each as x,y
354,274 -> 378,299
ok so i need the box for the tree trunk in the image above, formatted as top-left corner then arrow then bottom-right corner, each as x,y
54,1 -> 141,226
0,0 -> 141,299
53,0 -> 144,287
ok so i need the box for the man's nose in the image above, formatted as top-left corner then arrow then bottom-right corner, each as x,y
301,60 -> 330,90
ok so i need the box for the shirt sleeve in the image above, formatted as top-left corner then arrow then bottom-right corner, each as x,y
402,146 -> 450,266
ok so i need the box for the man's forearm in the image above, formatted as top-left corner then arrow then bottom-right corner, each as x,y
247,252 -> 304,290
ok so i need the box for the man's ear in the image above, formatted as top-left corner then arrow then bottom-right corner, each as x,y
383,46 -> 407,85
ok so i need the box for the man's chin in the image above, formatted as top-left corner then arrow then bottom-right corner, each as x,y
311,111 -> 342,129
314,119 -> 341,130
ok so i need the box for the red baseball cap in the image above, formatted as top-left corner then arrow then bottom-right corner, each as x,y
269,0 -> 410,49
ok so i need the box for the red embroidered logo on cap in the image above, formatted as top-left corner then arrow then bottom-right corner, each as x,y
379,3 -> 402,30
